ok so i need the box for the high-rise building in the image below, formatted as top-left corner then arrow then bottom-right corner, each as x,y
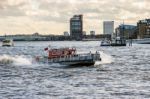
103,21 -> 114,36
70,15 -> 83,40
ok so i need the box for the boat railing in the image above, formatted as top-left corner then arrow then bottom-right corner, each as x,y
45,52 -> 100,62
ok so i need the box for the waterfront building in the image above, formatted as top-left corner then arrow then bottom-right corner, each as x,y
90,31 -> 95,36
83,31 -> 86,36
115,24 -> 137,39
64,31 -> 69,36
82,31 -> 86,38
32,32 -> 39,36
103,21 -> 114,37
90,31 -> 95,38
137,19 -> 150,39
70,15 -> 83,40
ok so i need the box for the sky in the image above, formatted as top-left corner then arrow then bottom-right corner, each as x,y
0,0 -> 150,35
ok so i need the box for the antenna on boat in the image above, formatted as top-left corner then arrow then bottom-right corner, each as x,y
4,33 -> 6,39
44,45 -> 51,51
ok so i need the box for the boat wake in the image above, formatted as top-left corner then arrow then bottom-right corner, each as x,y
0,55 -> 63,68
94,51 -> 113,66
0,55 -> 33,66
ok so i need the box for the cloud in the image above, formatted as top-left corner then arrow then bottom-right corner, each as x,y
0,0 -> 150,35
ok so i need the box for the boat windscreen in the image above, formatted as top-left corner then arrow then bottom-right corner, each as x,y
3,40 -> 11,43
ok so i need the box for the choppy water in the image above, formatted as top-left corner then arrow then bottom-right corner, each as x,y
0,41 -> 150,99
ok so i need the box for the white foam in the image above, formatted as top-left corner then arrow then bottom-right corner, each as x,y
0,55 -> 32,66
13,55 -> 32,66
95,51 -> 113,66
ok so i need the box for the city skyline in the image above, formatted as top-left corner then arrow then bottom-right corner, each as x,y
0,0 -> 150,35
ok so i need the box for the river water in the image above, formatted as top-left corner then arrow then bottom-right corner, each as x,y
0,41 -> 150,99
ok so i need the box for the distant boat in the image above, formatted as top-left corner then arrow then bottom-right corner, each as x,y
2,39 -> 14,47
111,37 -> 126,46
100,39 -> 111,46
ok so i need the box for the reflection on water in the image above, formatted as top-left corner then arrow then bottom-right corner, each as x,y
0,41 -> 150,99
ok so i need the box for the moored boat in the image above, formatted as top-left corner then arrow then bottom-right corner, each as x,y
35,47 -> 101,66
111,37 -> 126,46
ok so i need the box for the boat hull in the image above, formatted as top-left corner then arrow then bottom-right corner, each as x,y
101,44 -> 111,46
2,44 -> 13,47
58,60 -> 95,66
111,43 -> 126,46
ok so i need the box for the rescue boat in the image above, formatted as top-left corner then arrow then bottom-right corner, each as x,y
35,47 -> 101,66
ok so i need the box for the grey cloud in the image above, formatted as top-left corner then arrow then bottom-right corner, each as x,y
37,0 -> 150,23
0,0 -> 26,17
0,6 -> 25,17
0,0 -> 8,9
0,0 -> 150,23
